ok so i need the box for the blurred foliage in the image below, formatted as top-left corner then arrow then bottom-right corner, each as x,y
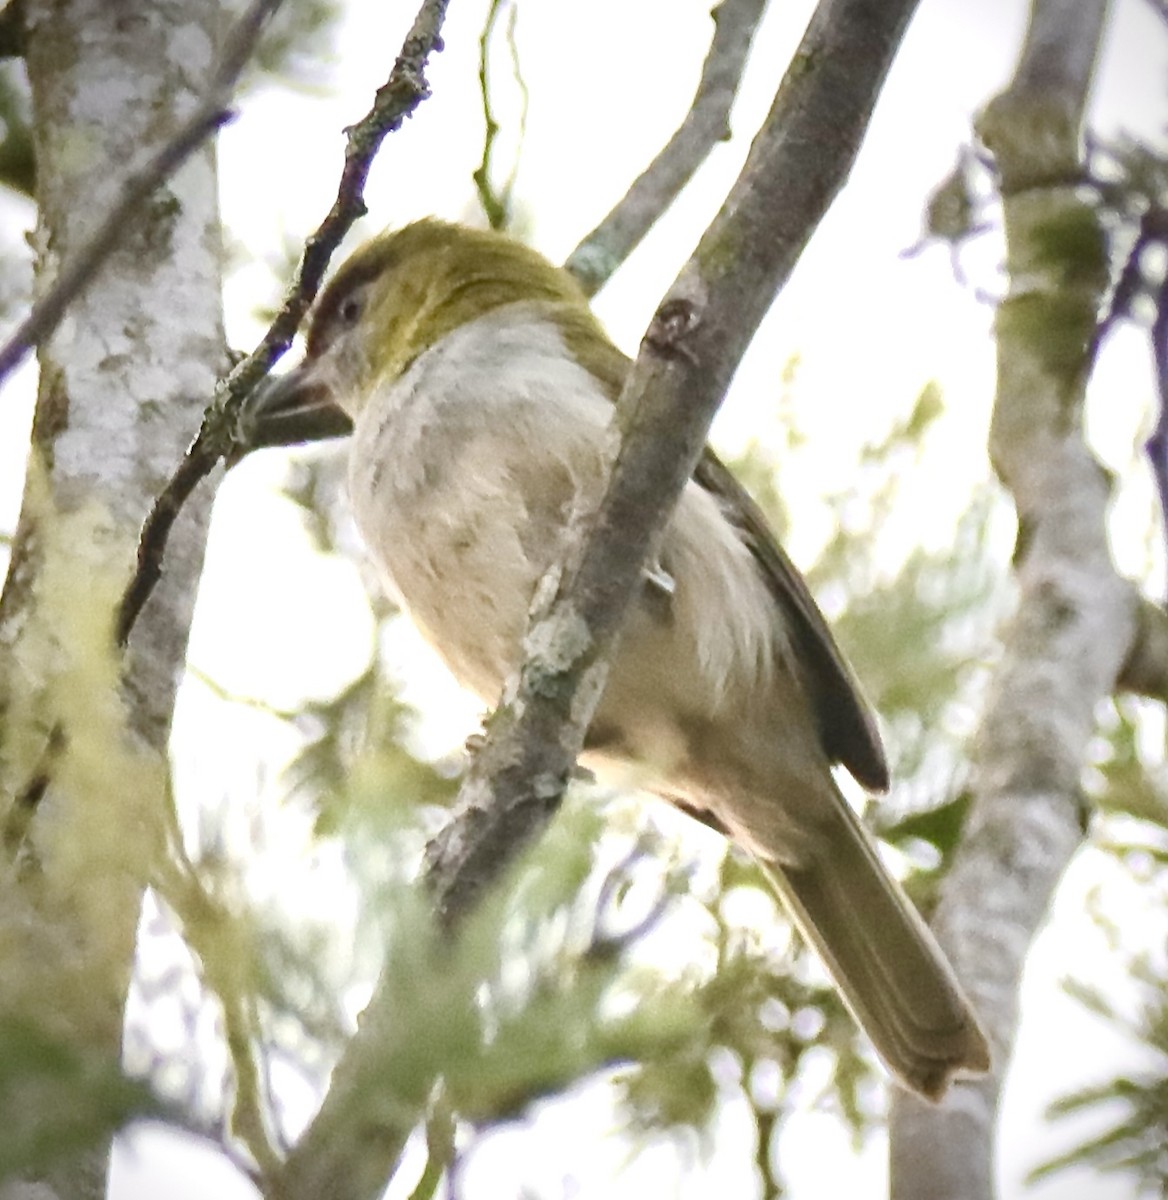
281,664 -> 459,835
615,845 -> 874,1156
1023,698 -> 1168,1196
275,452 -> 460,842
809,383 -> 999,742
0,1017 -> 159,1182
1089,134 -> 1168,305
1091,699 -> 1168,836
901,146 -> 995,279
0,60 -> 32,198
1030,960 -> 1168,1195
231,0 -> 342,93
147,798 -> 357,1168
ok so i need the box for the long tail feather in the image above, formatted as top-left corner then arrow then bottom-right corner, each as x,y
761,795 -> 989,1099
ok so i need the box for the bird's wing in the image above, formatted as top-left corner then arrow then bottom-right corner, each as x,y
564,317 -> 887,790
693,450 -> 889,792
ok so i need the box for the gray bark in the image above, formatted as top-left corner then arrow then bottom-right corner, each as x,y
0,1 -> 226,1196
887,2 -> 1133,1198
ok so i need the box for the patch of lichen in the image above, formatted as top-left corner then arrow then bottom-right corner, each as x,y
1027,205 -> 1108,292
696,221 -> 743,284
0,464 -> 164,1037
997,291 -> 1096,381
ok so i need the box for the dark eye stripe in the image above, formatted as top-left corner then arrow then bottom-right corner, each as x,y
307,240 -> 400,357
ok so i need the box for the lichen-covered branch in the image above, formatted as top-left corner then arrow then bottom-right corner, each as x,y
0,2 -> 232,1196
563,0 -> 768,296
115,0 -> 450,646
888,3 -> 1132,1198
266,2 -> 921,1196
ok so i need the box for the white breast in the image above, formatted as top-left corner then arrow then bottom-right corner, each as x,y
347,304 -> 613,699
346,301 -> 783,742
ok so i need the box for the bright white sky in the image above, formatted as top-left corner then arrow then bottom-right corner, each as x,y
4,0 -> 1168,1197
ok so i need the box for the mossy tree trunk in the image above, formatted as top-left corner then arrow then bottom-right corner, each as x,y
888,1 -> 1135,1196
0,2 -> 225,1197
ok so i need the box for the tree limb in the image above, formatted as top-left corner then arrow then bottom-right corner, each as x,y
265,2 -> 921,1196
0,1 -> 237,1195
888,3 -> 1130,1198
563,0 -> 768,297
115,0 -> 450,647
0,0 -> 285,388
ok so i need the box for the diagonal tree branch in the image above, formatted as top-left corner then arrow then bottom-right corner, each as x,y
888,3 -> 1133,1198
0,0 -> 286,388
114,0 -> 450,647
563,0 -> 768,296
265,2 -> 921,1197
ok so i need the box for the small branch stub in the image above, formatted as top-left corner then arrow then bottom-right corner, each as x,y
644,297 -> 702,364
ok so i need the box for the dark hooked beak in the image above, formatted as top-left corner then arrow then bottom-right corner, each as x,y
228,361 -> 354,466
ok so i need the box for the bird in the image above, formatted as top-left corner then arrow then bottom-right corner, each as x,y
244,218 -> 990,1099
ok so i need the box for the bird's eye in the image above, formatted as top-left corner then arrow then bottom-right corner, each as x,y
339,296 -> 363,325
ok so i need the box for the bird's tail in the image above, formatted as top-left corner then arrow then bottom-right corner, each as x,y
761,794 -> 990,1100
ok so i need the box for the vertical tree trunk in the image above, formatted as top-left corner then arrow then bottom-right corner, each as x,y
888,1 -> 1128,1197
0,2 -> 225,1196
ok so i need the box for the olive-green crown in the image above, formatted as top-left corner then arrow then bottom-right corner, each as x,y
306,219 -> 629,398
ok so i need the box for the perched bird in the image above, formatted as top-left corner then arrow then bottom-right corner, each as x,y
246,219 -> 989,1099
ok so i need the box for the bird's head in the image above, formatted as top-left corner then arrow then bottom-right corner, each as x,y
238,219 -> 607,454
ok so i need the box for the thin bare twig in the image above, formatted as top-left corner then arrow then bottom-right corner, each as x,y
563,0 -> 768,296
0,0 -> 285,387
586,840 -> 679,963
115,0 -> 450,647
472,0 -> 520,229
